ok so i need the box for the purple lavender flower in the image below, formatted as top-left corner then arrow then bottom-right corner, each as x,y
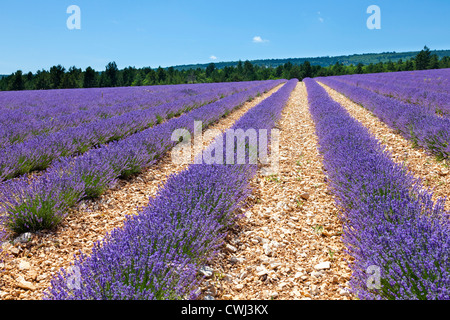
318,75 -> 450,160
44,79 -> 297,300
0,171 -> 85,234
304,77 -> 450,300
1,80 -> 286,235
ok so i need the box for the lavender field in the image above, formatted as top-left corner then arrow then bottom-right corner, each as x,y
0,71 -> 449,301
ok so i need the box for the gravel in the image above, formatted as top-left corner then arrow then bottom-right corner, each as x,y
0,84 -> 284,300
319,82 -> 450,211
200,82 -> 353,300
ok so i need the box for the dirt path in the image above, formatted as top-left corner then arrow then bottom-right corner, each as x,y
0,83 -> 284,300
318,82 -> 450,211
202,82 -> 353,300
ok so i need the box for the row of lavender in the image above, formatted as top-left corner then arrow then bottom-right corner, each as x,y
352,69 -> 450,94
0,81 -> 263,182
304,78 -> 449,300
0,79 -> 285,234
328,71 -> 450,116
0,83 -> 207,113
317,76 -> 450,160
44,79 -> 298,300
0,85 -> 204,147
0,82 -> 258,147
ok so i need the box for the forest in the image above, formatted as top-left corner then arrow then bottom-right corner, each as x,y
1,46 -> 449,91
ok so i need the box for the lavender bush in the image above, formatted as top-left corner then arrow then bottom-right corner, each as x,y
0,81 -> 260,181
44,79 -> 298,300
343,69 -> 450,94
304,78 -> 450,300
0,84 -> 206,147
0,80 -> 285,234
0,170 -> 85,233
327,71 -> 450,117
317,76 -> 450,160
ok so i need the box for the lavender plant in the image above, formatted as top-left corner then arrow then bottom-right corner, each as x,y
44,79 -> 297,300
0,171 -> 85,234
0,81 -> 261,181
327,71 -> 450,117
318,76 -> 450,160
304,78 -> 450,300
51,154 -> 118,199
0,83 -> 207,147
1,80 -> 285,234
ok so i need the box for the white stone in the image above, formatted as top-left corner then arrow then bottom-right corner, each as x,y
18,260 -> 31,271
314,261 -> 331,270
311,271 -> 323,278
270,291 -> 279,298
225,244 -> 237,253
16,276 -> 36,291
310,284 -> 319,295
339,288 -> 350,296
199,266 -> 214,278
263,243 -> 272,256
236,284 -> 244,291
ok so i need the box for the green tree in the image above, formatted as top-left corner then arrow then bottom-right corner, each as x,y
61,66 -> 82,88
405,59 -> 415,71
49,65 -> 66,89
288,65 -> 303,80
332,62 -> 344,75
274,65 -> 283,78
440,56 -> 450,69
301,61 -> 313,78
24,72 -> 34,90
143,69 -> 157,86
8,70 -> 25,91
356,63 -> 364,74
132,71 -> 144,86
83,67 -> 97,88
415,46 -> 432,70
236,60 -> 243,75
156,67 -> 166,83
205,63 -> 216,78
35,70 -> 51,89
121,67 -> 137,87
166,66 -> 176,84
428,54 -> 440,69
104,61 -> 119,87
243,60 -> 256,80
258,66 -> 272,80
386,60 -> 396,72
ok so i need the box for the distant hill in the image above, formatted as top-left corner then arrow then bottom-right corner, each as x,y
170,49 -> 450,71
0,75 -> 8,79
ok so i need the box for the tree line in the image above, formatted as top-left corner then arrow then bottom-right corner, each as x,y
1,46 -> 449,91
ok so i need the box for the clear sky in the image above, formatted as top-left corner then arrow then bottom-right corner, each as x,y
0,0 -> 449,74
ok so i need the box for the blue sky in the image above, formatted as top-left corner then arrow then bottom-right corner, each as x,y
0,0 -> 449,74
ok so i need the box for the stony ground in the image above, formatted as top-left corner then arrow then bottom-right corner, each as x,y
1,80 -> 448,301
198,82 -> 353,300
318,82 -> 450,210
0,83 -> 283,300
